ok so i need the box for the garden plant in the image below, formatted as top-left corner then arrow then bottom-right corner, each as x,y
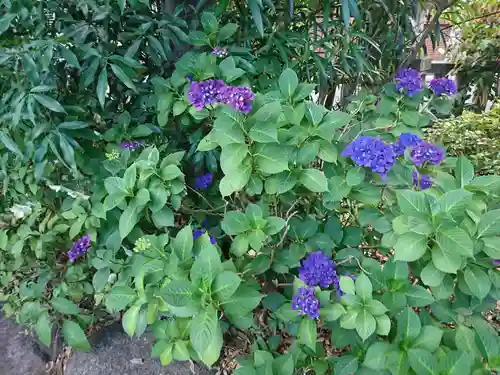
0,2 -> 499,375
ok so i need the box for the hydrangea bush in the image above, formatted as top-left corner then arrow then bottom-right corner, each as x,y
1,10 -> 500,375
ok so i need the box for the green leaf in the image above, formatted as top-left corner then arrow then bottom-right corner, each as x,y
248,122 -> 278,143
219,159 -> 252,197
406,285 -> 435,307
464,266 -> 491,300
305,102 -> 325,126
62,320 -> 90,350
279,69 -> 298,98
408,348 -> 438,375
60,46 -> 80,68
122,305 -> 140,337
248,0 -> 264,37
173,226 -> 193,262
51,297 -> 80,315
32,94 -> 66,113
123,164 -> 137,190
456,156 -> 474,187
201,12 -> 219,33
438,351 -> 472,375
254,144 -> 289,175
394,233 -> 428,262
152,206 -> 175,228
431,244 -> 462,274
221,211 -> 251,235
320,303 -> 346,321
0,14 -> 16,35
316,111 -> 351,141
439,189 -> 473,216
473,320 -> 499,360
190,243 -> 222,285
0,130 -> 23,157
161,280 -> 195,307
420,262 -> 445,287
105,286 -> 136,312
217,23 -> 238,41
339,275 -> 355,294
387,350 -> 410,375
435,227 -> 473,258
396,307 -> 421,342
265,217 -> 286,235
363,342 -> 391,370
355,273 -> 372,301
212,271 -> 241,301
412,325 -> 443,351
477,209 -> 500,238
173,101 -> 187,116
298,318 -> 317,351
482,236 -> 500,258
455,325 -> 481,358
222,285 -> 262,316
299,169 -> 328,192
356,309 -> 376,341
97,68 -> 108,108
190,305 -> 220,365
334,355 -> 359,375
220,144 -> 248,173
346,167 -> 366,186
119,200 -> 142,239
93,267 -> 110,293
230,234 -> 249,256
377,314 -> 391,335
35,313 -> 52,347
110,63 -> 138,93
366,299 -> 388,316
396,190 -> 429,216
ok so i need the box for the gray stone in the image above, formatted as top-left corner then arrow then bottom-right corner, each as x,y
0,318 -> 48,375
64,325 -> 211,375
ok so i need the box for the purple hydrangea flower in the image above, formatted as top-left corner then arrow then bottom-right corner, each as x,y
429,77 -> 457,96
211,47 -> 228,58
299,251 -> 337,288
188,79 -> 227,110
412,171 -> 432,190
188,80 -> 255,113
193,173 -> 213,190
120,140 -> 145,150
220,85 -> 255,113
392,133 -> 423,156
342,136 -> 397,177
186,75 -> 193,82
395,68 -> 423,97
410,142 -> 445,166
67,234 -> 91,262
291,287 -> 320,319
493,260 -> 500,266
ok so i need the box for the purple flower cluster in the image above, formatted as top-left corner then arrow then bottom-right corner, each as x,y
429,77 -> 457,96
120,140 -> 145,150
211,47 -> 228,58
343,133 -> 445,180
493,260 -> 500,266
395,68 -> 423,97
392,133 -> 422,156
193,173 -> 213,190
410,141 -> 445,166
193,228 -> 216,244
292,287 -> 320,319
412,171 -> 432,190
299,251 -> 337,288
341,136 -> 397,177
188,80 -> 255,113
67,234 -> 91,262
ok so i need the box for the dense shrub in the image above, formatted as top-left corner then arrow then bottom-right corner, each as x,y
426,105 -> 500,175
1,5 -> 500,375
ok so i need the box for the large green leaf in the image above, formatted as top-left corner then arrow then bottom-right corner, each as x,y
435,227 -> 473,258
464,266 -> 491,300
161,280 -> 196,307
438,351 -> 472,375
439,189 -> 473,216
172,226 -> 193,262
393,233 -> 428,262
298,318 -> 317,351
254,144 -> 289,174
190,305 -> 220,365
51,297 -> 80,315
406,285 -> 435,307
35,313 -> 52,347
110,63 -> 138,93
299,169 -> 328,192
456,156 -> 474,187
62,320 -> 91,350
420,262 -> 445,287
119,199 -> 142,239
356,309 -> 376,341
412,325 -> 443,352
355,273 -> 372,301
97,67 -> 108,108
396,307 -> 421,343
334,355 -> 359,375
396,190 -> 430,216
221,211 -> 251,235
477,209 -> 500,238
363,342 -> 391,370
431,244 -> 462,274
190,243 -> 222,285
122,305 -> 140,337
212,271 -> 241,301
279,69 -> 298,98
407,348 -> 438,375
33,94 -> 66,113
